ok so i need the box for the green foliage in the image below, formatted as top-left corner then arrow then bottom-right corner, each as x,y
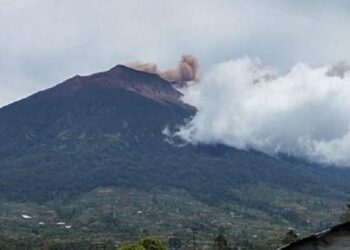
340,204 -> 350,223
282,229 -> 299,245
138,238 -> 167,250
214,234 -> 229,250
119,238 -> 167,250
120,243 -> 145,250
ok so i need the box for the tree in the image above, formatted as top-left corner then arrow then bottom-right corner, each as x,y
340,204 -> 350,223
119,238 -> 167,250
282,229 -> 298,245
214,234 -> 229,250
120,244 -> 145,250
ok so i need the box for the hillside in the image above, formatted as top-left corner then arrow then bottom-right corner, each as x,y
1,65 -> 350,248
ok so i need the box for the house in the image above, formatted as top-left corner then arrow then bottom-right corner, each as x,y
278,222 -> 350,249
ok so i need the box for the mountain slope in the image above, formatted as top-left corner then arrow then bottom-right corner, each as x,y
0,65 -> 193,200
1,64 -> 350,228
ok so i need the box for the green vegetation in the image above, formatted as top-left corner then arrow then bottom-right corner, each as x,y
282,229 -> 299,245
0,187 -> 346,249
340,204 -> 350,223
120,238 -> 167,250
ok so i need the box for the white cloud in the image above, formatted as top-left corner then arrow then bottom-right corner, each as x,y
1,1 -> 350,107
174,57 -> 350,166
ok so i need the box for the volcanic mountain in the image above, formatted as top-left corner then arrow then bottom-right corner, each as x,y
1,64 -> 350,226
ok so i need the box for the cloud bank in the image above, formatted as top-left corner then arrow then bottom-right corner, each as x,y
174,57 -> 350,166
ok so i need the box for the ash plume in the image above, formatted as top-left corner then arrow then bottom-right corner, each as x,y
127,62 -> 158,74
127,55 -> 200,85
160,55 -> 200,83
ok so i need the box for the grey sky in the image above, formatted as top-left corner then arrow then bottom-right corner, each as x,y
1,0 -> 350,107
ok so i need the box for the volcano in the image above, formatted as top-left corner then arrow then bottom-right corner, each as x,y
1,64 -> 350,227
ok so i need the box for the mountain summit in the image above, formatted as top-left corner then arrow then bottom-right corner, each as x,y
38,64 -> 189,107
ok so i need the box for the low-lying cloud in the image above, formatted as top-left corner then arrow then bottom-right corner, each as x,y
128,55 -> 200,85
172,57 -> 350,167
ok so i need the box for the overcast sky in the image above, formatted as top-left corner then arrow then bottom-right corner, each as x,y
1,0 -> 350,107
